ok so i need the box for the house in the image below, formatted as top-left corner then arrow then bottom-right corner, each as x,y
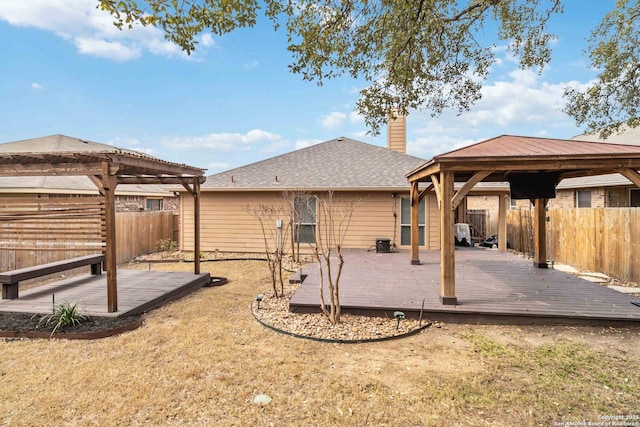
503,126 -> 640,209
552,126 -> 640,208
0,135 -> 179,212
178,118 -> 507,253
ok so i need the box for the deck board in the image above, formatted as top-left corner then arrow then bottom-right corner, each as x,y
289,248 -> 640,325
0,270 -> 210,317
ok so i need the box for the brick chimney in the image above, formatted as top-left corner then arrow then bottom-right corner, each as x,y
387,109 -> 406,154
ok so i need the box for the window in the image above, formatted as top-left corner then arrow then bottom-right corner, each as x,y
294,196 -> 317,244
146,198 -> 163,211
576,190 -> 591,208
631,189 -> 640,207
400,196 -> 425,246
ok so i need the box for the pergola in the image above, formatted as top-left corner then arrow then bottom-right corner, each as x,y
406,135 -> 640,305
0,135 -> 205,313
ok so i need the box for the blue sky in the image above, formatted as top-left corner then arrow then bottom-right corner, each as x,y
0,1 -> 614,174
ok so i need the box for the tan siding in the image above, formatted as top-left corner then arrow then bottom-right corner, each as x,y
386,112 -> 406,154
426,194 -> 440,249
181,191 -> 440,253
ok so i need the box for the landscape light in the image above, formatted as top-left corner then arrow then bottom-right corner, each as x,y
256,294 -> 264,309
394,311 -> 405,330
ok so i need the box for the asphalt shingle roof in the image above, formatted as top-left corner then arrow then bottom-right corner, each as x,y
559,126 -> 640,189
203,137 -> 426,190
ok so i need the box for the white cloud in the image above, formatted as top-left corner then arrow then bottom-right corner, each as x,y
406,67 -> 589,160
319,111 -> 346,130
128,146 -> 155,156
108,136 -> 141,147
162,129 -> 284,152
207,162 -> 230,173
31,82 -> 43,90
0,0 -> 198,61
243,60 -> 259,71
295,139 -> 323,150
200,33 -> 215,48
75,37 -> 140,61
349,111 -> 364,123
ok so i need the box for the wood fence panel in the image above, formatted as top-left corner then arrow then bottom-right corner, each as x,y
508,207 -> 640,284
113,211 -> 173,264
1,210 -> 174,271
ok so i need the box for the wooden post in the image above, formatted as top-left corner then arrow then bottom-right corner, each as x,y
440,171 -> 457,305
410,181 -> 420,265
456,197 -> 467,224
193,178 -> 201,275
102,166 -> 118,313
498,194 -> 507,252
533,198 -> 548,268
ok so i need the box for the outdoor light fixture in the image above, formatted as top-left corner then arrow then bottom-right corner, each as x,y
394,311 -> 406,330
256,294 -> 264,309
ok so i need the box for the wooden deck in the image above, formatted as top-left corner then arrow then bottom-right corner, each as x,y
0,270 -> 211,317
289,248 -> 640,325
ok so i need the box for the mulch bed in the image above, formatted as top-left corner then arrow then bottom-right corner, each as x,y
0,312 -> 142,339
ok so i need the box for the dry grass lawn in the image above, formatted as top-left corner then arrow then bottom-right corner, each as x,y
2,259 -> 640,426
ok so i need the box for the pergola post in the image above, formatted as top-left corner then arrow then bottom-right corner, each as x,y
101,164 -> 118,313
533,198 -> 548,268
182,178 -> 202,275
498,194 -> 507,252
193,178 -> 201,275
410,181 -> 420,265
440,171 -> 457,305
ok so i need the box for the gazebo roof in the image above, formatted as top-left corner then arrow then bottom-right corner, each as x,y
407,135 -> 640,183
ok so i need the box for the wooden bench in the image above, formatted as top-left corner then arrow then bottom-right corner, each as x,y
0,254 -> 105,299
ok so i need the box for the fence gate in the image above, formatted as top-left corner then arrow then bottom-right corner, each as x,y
467,209 -> 487,241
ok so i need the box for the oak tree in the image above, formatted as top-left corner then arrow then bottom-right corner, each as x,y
99,0 -> 639,136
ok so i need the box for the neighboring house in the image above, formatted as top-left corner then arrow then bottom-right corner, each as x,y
551,126 -> 640,208
472,126 -> 640,213
0,135 -> 179,212
179,118 -> 506,253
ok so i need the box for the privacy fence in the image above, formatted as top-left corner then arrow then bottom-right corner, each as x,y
507,207 -> 640,284
0,196 -> 175,271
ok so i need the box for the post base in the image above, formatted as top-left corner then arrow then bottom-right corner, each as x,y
411,259 -> 421,265
533,262 -> 549,269
440,295 -> 457,306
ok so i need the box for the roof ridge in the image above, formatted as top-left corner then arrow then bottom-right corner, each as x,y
208,136 -> 425,178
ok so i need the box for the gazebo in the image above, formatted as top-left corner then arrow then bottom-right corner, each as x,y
406,135 -> 640,305
0,135 -> 205,313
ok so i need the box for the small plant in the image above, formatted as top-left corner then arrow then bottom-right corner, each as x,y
37,300 -> 91,337
155,239 -> 177,252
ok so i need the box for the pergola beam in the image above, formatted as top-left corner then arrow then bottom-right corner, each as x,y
0,163 -> 105,176
430,174 -> 441,209
616,168 -> 640,189
451,170 -> 492,210
418,183 -> 434,202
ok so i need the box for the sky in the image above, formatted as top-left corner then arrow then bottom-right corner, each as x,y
0,1 -> 616,175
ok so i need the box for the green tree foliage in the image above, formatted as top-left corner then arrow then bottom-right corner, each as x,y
563,0 -> 640,138
99,0 -> 638,136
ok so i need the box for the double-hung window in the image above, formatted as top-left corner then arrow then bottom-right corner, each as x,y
294,196 -> 317,244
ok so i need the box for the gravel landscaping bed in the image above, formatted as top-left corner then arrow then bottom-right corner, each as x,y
252,282 -> 432,342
